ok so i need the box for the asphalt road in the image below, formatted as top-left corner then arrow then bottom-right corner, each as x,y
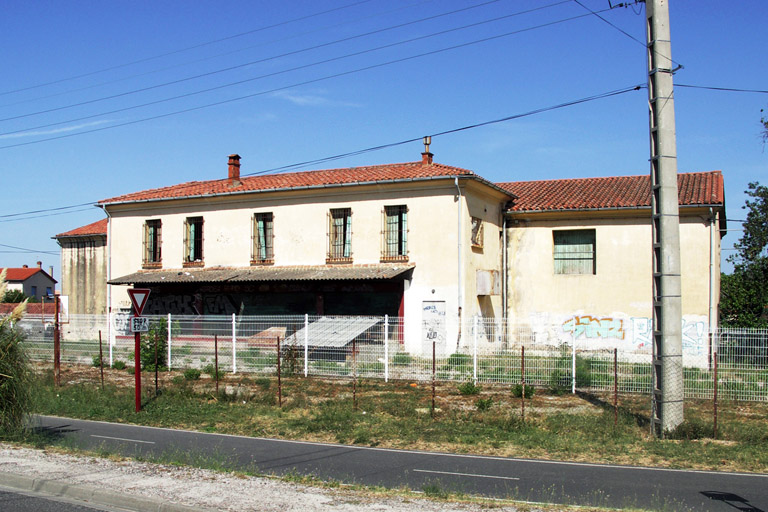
33,415 -> 768,511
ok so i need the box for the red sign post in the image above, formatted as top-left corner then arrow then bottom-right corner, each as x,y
128,289 -> 151,412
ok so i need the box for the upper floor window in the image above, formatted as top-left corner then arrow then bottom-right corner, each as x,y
470,216 -> 484,249
553,229 -> 596,275
252,212 -> 274,265
327,208 -> 352,262
184,216 -> 204,266
382,205 -> 408,261
143,219 -> 162,267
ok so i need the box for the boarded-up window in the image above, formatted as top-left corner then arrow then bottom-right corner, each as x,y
553,229 -> 595,275
382,205 -> 407,260
328,208 -> 352,261
143,219 -> 162,266
470,217 -> 484,248
184,217 -> 204,264
252,212 -> 274,264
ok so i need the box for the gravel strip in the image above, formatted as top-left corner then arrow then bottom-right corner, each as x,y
0,444 -> 544,512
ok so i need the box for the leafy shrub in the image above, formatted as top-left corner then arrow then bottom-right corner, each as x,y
111,360 -> 126,370
202,364 -> 223,380
91,354 -> 104,367
575,356 -> 592,387
457,381 -> 481,395
548,369 -> 570,393
140,319 -> 168,370
511,383 -> 535,399
392,352 -> 412,366
475,397 -> 493,411
281,346 -> 301,376
667,418 -> 712,440
183,368 -> 201,381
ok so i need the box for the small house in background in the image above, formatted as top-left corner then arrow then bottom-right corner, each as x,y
53,218 -> 108,315
0,262 -> 57,302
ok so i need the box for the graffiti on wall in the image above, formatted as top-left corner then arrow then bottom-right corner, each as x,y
558,314 -> 708,356
562,315 -> 625,340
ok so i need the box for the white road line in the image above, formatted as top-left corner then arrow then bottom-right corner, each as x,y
413,469 -> 520,481
91,435 -> 155,445
45,416 -> 768,479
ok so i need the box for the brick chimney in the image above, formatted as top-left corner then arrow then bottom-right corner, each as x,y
22,264 -> 28,268
421,136 -> 433,165
37,261 -> 42,269
228,154 -> 241,187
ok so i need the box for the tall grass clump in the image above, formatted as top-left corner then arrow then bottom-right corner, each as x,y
0,269 -> 32,437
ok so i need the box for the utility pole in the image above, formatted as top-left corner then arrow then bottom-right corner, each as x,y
646,0 -> 683,436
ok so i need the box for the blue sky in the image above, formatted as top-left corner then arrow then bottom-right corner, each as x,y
1,0 -> 765,283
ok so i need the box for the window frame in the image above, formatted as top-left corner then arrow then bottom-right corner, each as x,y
183,216 -> 204,266
553,229 -> 596,275
251,212 -> 275,265
327,207 -> 352,263
381,205 -> 408,261
142,219 -> 162,268
470,216 -> 484,249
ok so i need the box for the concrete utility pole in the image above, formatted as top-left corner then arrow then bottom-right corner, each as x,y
646,0 -> 683,436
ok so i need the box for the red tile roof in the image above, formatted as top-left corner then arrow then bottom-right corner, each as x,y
54,218 -> 108,238
99,161 -> 508,205
498,171 -> 724,212
0,267 -> 53,282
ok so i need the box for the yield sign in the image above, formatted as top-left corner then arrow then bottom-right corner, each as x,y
127,288 -> 151,316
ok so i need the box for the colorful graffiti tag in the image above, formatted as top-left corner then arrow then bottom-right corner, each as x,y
562,315 -> 625,339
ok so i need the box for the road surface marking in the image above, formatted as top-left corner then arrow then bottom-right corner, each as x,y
414,469 -> 519,481
91,435 -> 155,445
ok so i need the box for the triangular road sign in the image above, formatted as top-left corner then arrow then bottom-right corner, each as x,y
127,288 -> 151,316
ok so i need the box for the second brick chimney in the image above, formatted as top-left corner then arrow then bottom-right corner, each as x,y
228,154 -> 241,187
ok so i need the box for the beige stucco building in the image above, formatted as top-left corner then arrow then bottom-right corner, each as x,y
98,152 -> 511,355
54,219 -> 108,315
497,172 -> 725,359
56,151 -> 725,357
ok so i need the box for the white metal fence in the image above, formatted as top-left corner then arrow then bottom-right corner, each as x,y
14,314 -> 768,402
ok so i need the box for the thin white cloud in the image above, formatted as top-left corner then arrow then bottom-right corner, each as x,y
0,120 -> 112,140
271,90 -> 360,108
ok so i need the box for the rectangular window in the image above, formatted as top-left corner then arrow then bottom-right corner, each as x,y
30,286 -> 37,297
252,212 -> 274,264
143,219 -> 162,267
382,205 -> 408,261
470,216 -> 484,248
184,217 -> 204,265
327,208 -> 352,262
553,229 -> 596,275
46,287 -> 52,296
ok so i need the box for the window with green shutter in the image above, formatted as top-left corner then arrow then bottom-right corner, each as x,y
553,229 -> 595,274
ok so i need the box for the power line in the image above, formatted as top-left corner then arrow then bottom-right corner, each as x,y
0,0 -> 376,97
676,84 -> 768,94
0,202 -> 95,219
0,243 -> 59,255
0,0 -> 518,125
0,207 -> 97,223
0,1 -> 436,110
572,0 -> 684,71
0,5 -> 607,149
0,83 -> 642,216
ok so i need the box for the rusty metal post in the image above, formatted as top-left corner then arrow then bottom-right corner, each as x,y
713,350 -> 718,439
98,330 -> 104,391
431,340 -> 436,417
134,329 -> 141,412
155,326 -> 159,396
214,334 -> 219,395
614,348 -> 618,428
277,336 -> 282,408
53,294 -> 61,387
352,337 -> 358,411
521,345 -> 525,423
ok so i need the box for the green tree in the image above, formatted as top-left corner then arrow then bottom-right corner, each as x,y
140,319 -> 168,370
720,182 -> 768,327
2,289 -> 29,303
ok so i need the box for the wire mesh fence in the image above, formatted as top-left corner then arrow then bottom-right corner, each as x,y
13,314 -> 768,402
